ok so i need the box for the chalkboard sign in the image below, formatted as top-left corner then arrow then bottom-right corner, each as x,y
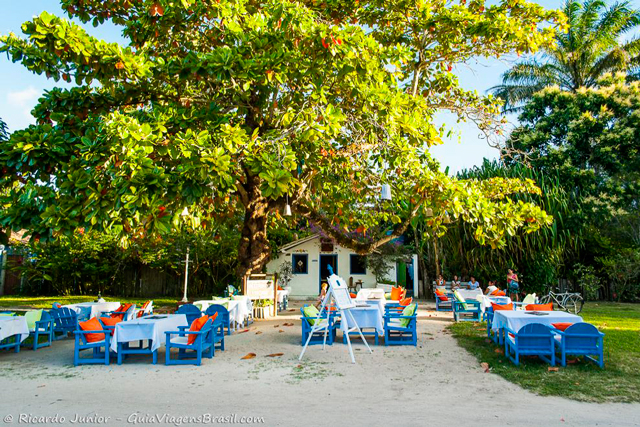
328,275 -> 356,309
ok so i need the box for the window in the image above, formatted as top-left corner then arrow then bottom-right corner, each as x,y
350,254 -> 367,275
292,254 -> 308,274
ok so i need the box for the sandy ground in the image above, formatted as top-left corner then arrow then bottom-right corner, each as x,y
0,301 -> 638,427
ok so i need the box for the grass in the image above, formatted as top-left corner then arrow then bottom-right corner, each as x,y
0,295 -> 180,310
449,302 -> 640,403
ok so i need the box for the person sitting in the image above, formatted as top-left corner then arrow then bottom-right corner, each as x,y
467,276 -> 480,290
485,280 -> 498,295
451,275 -> 461,290
435,274 -> 445,288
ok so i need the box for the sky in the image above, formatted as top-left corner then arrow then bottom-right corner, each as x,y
0,0 -> 614,173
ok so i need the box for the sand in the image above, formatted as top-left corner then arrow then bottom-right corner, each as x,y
0,301 -> 637,427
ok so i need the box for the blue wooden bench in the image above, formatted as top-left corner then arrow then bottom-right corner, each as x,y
383,303 -> 418,346
505,323 -> 556,366
205,304 -> 232,335
553,323 -> 605,368
176,304 -> 202,326
300,306 -> 338,346
165,318 -> 222,366
24,310 -> 54,351
50,306 -> 78,339
73,321 -> 112,366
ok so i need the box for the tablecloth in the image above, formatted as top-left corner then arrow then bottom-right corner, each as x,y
340,306 -> 383,334
479,295 -> 512,311
0,317 -> 30,343
356,288 -> 386,300
492,310 -> 583,333
277,289 -> 289,304
63,302 -> 121,320
194,299 -> 250,327
110,314 -> 188,352
456,289 -> 483,300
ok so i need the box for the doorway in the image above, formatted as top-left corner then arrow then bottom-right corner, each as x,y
319,254 -> 338,292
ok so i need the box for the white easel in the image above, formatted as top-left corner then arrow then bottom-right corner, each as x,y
298,271 -> 372,364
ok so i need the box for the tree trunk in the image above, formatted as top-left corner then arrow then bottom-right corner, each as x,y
236,177 -> 272,279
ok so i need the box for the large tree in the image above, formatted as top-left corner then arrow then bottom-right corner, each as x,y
0,0 -> 563,278
491,0 -> 640,112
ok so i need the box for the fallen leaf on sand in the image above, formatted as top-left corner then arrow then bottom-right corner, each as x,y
273,325 -> 280,328
255,331 -> 263,335
480,362 -> 490,373
278,330 -> 284,333
241,353 -> 256,360
238,329 -> 250,334
288,309 -> 296,312
429,337 -> 435,340
282,322 -> 294,326
548,367 -> 559,372
266,353 -> 284,357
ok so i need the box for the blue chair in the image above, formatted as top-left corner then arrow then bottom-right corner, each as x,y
383,303 -> 418,346
73,322 -> 112,366
204,304 -> 232,335
50,307 -> 78,339
485,309 -> 500,344
452,297 -> 482,322
175,304 -> 202,326
300,306 -> 338,346
553,323 -> 605,368
435,292 -> 453,311
103,303 -> 137,321
25,310 -> 54,351
504,323 -> 556,366
165,318 -> 222,366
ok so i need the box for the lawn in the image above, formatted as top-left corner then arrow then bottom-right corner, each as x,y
449,302 -> 640,403
0,295 -> 180,310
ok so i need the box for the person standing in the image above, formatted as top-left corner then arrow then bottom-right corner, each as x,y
507,269 -> 520,302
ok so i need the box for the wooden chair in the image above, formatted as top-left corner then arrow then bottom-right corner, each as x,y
383,303 -> 418,346
103,303 -> 137,321
73,322 -> 112,366
300,306 -> 338,346
24,310 -> 54,351
504,323 -> 556,366
135,300 -> 154,318
554,323 -> 605,368
175,304 -> 202,326
50,306 -> 78,339
165,318 -> 222,366
435,291 -> 453,311
452,291 -> 482,322
204,304 -> 232,335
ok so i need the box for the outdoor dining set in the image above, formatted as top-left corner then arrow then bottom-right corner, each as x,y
435,285 -> 605,368
300,286 -> 419,347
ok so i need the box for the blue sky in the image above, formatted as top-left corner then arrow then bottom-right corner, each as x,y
0,0 -> 623,173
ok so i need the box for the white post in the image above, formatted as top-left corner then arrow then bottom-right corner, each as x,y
182,246 -> 190,303
412,254 -> 419,298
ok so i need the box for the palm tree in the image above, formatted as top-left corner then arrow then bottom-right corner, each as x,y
490,0 -> 640,112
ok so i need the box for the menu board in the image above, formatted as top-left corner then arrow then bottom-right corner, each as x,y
245,278 -> 276,300
328,275 -> 356,310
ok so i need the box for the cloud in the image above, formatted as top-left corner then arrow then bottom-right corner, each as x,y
7,86 -> 40,107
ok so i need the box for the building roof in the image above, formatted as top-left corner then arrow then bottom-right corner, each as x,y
278,234 -> 321,253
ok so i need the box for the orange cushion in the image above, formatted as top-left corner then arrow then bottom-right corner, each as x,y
495,291 -> 506,296
491,303 -> 513,311
79,317 -> 106,343
435,289 -> 445,296
111,303 -> 132,319
390,286 -> 403,301
526,303 -> 553,311
349,292 -> 357,298
277,285 -> 284,291
399,297 -> 413,307
552,322 -> 574,331
99,317 -> 121,335
439,295 -> 449,301
188,315 -> 209,345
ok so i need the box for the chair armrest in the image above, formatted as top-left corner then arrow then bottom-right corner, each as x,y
177,326 -> 189,331
165,329 -> 203,336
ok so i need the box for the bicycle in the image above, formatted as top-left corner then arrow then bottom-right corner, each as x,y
539,289 -> 584,314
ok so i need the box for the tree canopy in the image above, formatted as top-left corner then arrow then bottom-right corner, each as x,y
491,0 -> 640,112
0,0 -> 564,276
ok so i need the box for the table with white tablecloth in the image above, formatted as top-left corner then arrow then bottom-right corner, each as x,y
340,305 -> 384,335
479,295 -> 512,311
456,289 -> 483,300
110,314 -> 188,353
63,302 -> 121,320
194,298 -> 250,328
492,310 -> 583,333
0,316 -> 30,343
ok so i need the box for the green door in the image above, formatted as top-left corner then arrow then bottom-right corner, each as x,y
396,261 -> 407,288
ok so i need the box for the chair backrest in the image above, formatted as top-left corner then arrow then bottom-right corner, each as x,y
522,294 -> 537,305
51,307 -> 78,328
176,304 -> 202,325
123,304 -> 137,321
204,304 -> 229,323
516,323 -> 553,349
25,310 -> 43,330
564,323 -> 602,349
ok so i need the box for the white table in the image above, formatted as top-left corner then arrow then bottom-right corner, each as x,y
110,314 -> 188,353
340,305 -> 384,335
456,289 -> 483,300
492,310 -> 583,333
194,299 -> 250,329
63,302 -> 121,320
0,317 -> 29,343
277,289 -> 289,304
356,288 -> 386,300
479,295 -> 512,311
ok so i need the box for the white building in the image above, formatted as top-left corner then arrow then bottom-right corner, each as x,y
266,234 -> 418,299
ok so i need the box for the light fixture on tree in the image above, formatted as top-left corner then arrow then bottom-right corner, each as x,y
380,184 -> 392,201
284,194 -> 292,216
181,206 -> 190,303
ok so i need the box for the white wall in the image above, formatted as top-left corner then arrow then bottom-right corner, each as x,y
266,236 -> 380,299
